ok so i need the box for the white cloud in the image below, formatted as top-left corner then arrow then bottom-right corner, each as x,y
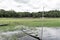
0,0 -> 60,12
15,0 -> 29,3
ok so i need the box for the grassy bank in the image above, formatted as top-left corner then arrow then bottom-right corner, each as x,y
0,18 -> 60,31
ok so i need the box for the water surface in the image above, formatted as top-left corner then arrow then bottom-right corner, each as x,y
0,27 -> 60,40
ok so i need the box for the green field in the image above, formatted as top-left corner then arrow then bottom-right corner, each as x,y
0,18 -> 60,31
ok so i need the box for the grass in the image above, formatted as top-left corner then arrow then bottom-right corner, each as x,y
0,18 -> 60,31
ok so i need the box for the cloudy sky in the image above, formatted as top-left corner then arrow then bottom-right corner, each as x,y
0,0 -> 60,12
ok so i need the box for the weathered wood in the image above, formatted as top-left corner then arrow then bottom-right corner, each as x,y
22,30 -> 42,40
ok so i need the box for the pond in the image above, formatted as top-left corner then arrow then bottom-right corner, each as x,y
0,27 -> 60,40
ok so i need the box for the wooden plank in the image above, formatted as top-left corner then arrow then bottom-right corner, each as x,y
22,30 -> 42,40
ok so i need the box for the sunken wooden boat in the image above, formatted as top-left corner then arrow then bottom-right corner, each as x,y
22,30 -> 42,40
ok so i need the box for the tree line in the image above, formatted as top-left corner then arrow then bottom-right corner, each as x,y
0,9 -> 60,18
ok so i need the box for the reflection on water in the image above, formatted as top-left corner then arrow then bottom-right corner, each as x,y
0,27 -> 60,40
41,27 -> 60,40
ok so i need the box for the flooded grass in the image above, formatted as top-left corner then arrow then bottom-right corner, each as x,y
0,18 -> 60,31
0,18 -> 60,40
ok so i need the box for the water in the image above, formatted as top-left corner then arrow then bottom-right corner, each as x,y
39,27 -> 60,40
0,27 -> 60,40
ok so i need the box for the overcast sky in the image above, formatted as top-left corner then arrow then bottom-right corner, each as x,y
0,0 -> 60,12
